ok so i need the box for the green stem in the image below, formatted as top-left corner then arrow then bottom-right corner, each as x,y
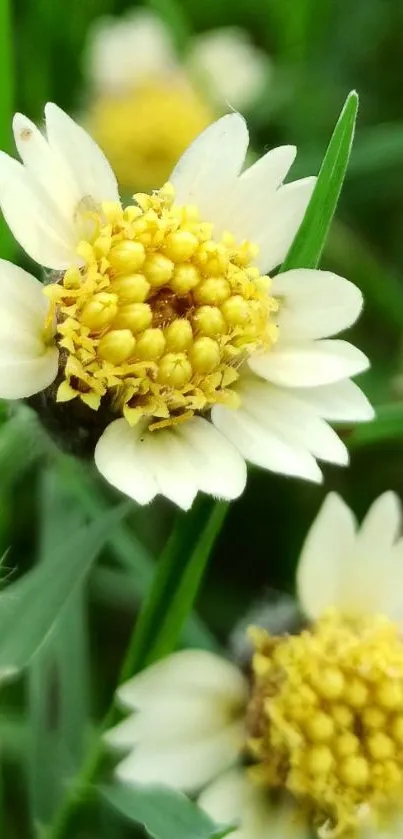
0,0 -> 15,260
45,497 -> 227,839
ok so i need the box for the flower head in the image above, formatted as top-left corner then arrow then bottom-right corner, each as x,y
0,106 -> 372,508
107,492 -> 403,838
83,10 -> 269,191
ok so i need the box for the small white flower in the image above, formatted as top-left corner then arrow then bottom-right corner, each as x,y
107,493 -> 403,838
189,28 -> 269,111
85,10 -> 178,94
0,108 -> 372,509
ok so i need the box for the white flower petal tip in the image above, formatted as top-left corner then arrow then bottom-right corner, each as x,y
296,493 -> 357,620
106,650 -> 247,793
116,649 -> 248,712
0,260 -> 58,399
273,269 -> 364,340
170,113 -> 249,215
95,416 -> 247,509
249,340 -> 370,389
0,103 -> 120,269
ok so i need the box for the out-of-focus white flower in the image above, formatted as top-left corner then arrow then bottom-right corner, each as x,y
0,108 -> 371,508
86,9 -> 178,94
83,10 -> 270,190
107,492 -> 403,839
190,28 -> 269,111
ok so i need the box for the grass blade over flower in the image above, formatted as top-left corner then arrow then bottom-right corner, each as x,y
281,90 -> 359,271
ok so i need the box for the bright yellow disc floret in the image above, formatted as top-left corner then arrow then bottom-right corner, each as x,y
45,183 -> 277,430
247,611 -> 403,837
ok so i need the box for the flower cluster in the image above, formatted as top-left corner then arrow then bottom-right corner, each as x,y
0,105 -> 372,508
83,10 -> 270,191
107,492 -> 403,839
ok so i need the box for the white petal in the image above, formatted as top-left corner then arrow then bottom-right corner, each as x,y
0,260 -> 58,398
0,259 -> 50,324
335,493 -> 403,617
170,114 -> 249,220
254,177 -> 316,274
211,401 -> 322,483
199,769 -> 302,839
213,146 -> 297,239
95,419 -> 158,506
0,152 -> 78,269
272,269 -> 363,340
233,377 -> 348,466
0,352 -> 58,399
116,650 -> 247,711
115,722 -> 244,792
292,379 -> 374,423
106,692 -> 241,750
13,112 -> 82,228
174,417 -> 246,501
249,339 -> 369,388
95,416 -> 246,509
297,493 -> 357,619
44,103 -> 120,207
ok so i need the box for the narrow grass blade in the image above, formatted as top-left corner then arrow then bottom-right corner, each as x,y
59,457 -> 217,651
147,501 -> 228,664
281,90 -> 358,271
121,498 -> 228,680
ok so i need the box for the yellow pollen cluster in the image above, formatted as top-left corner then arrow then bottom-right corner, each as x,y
86,80 -> 214,191
45,183 -> 276,429
246,611 -> 403,837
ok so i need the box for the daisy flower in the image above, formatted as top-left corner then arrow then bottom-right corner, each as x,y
106,492 -> 403,838
0,106 -> 371,508
84,10 -> 269,191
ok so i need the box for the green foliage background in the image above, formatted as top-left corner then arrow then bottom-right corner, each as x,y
2,0 -> 403,836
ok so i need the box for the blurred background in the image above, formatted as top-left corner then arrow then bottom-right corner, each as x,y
3,0 -> 403,835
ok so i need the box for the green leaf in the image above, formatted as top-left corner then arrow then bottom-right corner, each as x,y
121,498 -> 228,680
281,90 -> 358,271
347,403 -> 403,450
0,407 -> 49,493
99,783 -> 234,839
27,467 -> 91,830
0,500 -> 129,681
0,0 -> 15,260
146,500 -> 228,665
58,456 -> 217,652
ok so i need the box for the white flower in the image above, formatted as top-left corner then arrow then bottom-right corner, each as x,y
85,9 -> 178,94
189,28 -> 269,111
85,9 -> 269,110
0,107 -> 372,509
106,492 -> 403,838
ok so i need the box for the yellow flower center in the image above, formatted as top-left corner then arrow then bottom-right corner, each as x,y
247,611 -> 403,837
45,184 -> 277,430
86,79 -> 214,192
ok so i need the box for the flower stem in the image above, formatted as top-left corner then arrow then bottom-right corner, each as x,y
45,497 -> 228,839
0,0 -> 15,260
